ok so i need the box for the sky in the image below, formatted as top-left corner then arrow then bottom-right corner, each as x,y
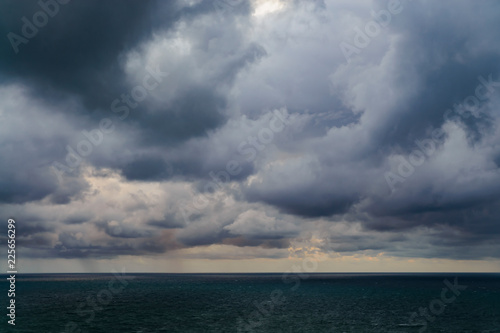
0,0 -> 500,273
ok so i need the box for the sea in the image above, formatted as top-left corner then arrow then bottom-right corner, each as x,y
1,273 -> 499,332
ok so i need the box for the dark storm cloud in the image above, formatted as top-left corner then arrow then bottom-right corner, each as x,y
15,220 -> 55,237
364,199 -> 500,239
147,213 -> 185,229
245,178 -> 360,217
0,90 -> 91,204
0,0 -> 251,141
242,2 -> 500,211
231,0 -> 500,261
63,212 -> 94,225
95,221 -> 155,239
0,0 -> 161,107
46,230 -> 181,259
0,0 -> 170,204
1,0 -> 500,262
371,1 -> 500,149
0,0 -> 261,202
122,156 -> 173,181
131,85 -> 228,146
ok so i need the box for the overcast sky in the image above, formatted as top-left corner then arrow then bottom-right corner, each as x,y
1,0 -> 500,273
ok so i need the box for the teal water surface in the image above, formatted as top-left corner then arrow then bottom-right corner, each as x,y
1,273 -> 499,332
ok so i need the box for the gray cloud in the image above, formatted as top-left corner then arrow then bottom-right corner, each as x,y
1,0 -> 500,264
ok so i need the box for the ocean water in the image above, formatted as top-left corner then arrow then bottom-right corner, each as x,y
1,273 -> 499,332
